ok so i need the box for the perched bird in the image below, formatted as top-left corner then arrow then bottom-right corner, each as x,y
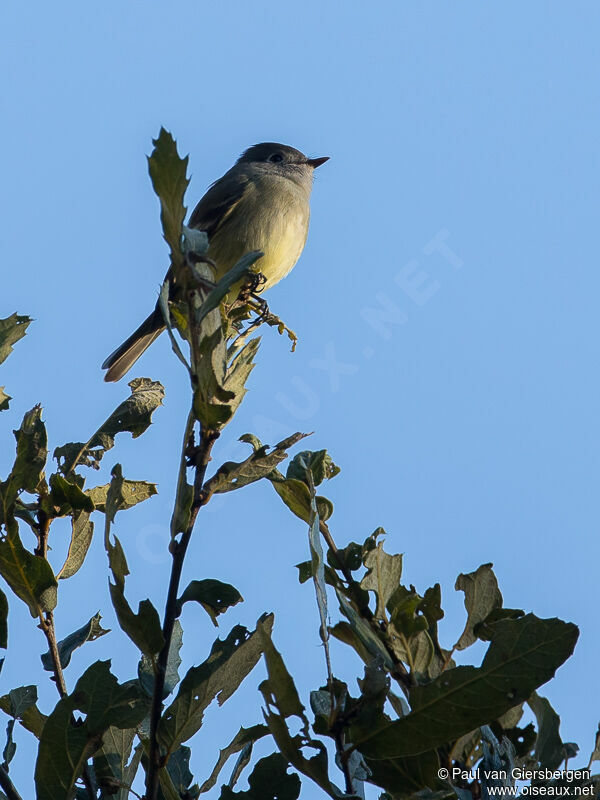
102,142 -> 329,381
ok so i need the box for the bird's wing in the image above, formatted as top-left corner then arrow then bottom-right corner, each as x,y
188,169 -> 251,236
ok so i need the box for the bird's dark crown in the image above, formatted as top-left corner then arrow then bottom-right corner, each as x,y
237,142 -> 307,165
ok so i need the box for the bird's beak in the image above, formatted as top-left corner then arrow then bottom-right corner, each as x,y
306,156 -> 330,169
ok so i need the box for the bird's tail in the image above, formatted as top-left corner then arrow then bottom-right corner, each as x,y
102,308 -> 165,382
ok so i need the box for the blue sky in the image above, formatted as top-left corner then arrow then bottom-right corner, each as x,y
1,2 -> 599,797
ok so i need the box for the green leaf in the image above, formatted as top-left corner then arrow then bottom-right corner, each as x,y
56,510 -> 94,580
1,406 -> 47,515
203,432 -> 309,497
45,473 -> 94,517
177,579 -> 243,625
219,753 -> 300,800
104,466 -> 165,657
86,478 -> 157,512
194,250 -> 264,328
163,745 -> 200,799
0,686 -> 46,739
258,629 -> 349,800
34,661 -> 149,800
454,563 -> 503,651
360,542 -> 403,621
307,487 -> 328,644
269,475 -> 312,522
93,726 -> 137,799
286,449 -> 340,487
335,590 -> 395,671
159,614 -> 273,751
357,614 -> 578,758
0,314 -> 30,366
198,724 -> 269,794
528,692 -> 567,770
139,620 -> 183,699
54,378 -> 164,474
147,127 -> 189,276
41,612 -> 110,672
0,518 -> 57,617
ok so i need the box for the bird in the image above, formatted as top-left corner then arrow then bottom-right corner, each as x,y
102,142 -> 329,381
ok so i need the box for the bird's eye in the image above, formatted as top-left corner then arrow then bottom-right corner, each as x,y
269,152 -> 284,163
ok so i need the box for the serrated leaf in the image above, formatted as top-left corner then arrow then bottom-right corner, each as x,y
158,614 -> 273,751
357,615 -> 578,758
57,511 -> 94,580
194,250 -> 264,328
86,479 -> 157,512
360,542 -> 403,621
219,753 -> 300,800
34,661 -> 149,800
177,579 -> 242,625
54,378 -> 164,474
203,432 -> 309,497
198,724 -> 269,794
148,127 -> 189,276
0,518 -> 57,617
0,314 -> 30,366
454,563 -> 503,651
139,619 -> 183,699
46,473 -> 94,517
41,612 -> 110,672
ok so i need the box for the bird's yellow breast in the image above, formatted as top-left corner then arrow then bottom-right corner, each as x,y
207,173 -> 311,290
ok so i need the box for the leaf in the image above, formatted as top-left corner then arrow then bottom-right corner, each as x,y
93,726 -> 136,798
54,378 -> 164,474
139,620 -> 183,699
258,629 -> 350,800
46,473 -> 94,515
41,612 -> 110,672
57,511 -> 94,580
177,579 -> 243,625
454,563 -> 503,651
193,250 -> 264,328
86,479 -> 157,512
104,466 -> 165,657
307,487 -> 328,644
0,388 -> 11,412
163,744 -> 200,799
357,615 -> 578,758
219,753 -> 301,800
1,406 -> 47,512
286,449 -> 340,487
360,542 -> 403,621
0,686 -> 46,739
34,661 -> 150,800
198,724 -> 269,794
158,614 -> 274,751
147,127 -> 189,276
334,590 -> 395,672
0,314 -> 30,366
2,719 -> 15,771
527,692 -> 568,770
0,518 -> 57,617
203,432 -> 309,497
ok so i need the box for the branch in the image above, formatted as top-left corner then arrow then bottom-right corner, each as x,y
0,764 -> 24,800
144,419 -> 219,800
